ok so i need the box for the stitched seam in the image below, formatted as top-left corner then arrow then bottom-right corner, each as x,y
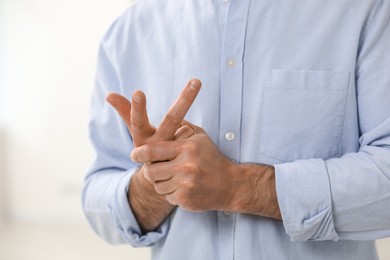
336,73 -> 352,156
357,0 -> 384,59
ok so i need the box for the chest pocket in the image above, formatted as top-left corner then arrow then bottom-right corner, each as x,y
259,69 -> 350,162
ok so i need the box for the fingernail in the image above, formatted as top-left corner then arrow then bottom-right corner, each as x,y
133,95 -> 141,103
189,79 -> 200,90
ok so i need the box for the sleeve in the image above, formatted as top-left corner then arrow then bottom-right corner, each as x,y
275,0 -> 390,241
81,36 -> 169,247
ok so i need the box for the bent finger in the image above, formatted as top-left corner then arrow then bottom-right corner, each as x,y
154,179 -> 177,195
174,125 -> 195,140
165,192 -> 178,206
143,161 -> 176,182
131,141 -> 178,163
180,120 -> 204,134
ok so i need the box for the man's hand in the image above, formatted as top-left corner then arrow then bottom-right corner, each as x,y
131,125 -> 237,212
106,78 -> 281,231
131,125 -> 282,220
105,79 -> 202,232
106,79 -> 201,147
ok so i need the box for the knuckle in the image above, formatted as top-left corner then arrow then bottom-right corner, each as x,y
182,178 -> 195,190
131,118 -> 143,129
182,163 -> 197,175
184,142 -> 198,155
176,190 -> 190,206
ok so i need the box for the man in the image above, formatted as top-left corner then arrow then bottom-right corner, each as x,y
82,0 -> 390,259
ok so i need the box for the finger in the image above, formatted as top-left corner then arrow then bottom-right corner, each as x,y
180,120 -> 204,134
106,93 -> 132,132
143,161 -> 176,182
174,125 -> 195,140
154,179 -> 177,195
165,192 -> 178,206
131,141 -> 178,163
156,79 -> 201,140
131,90 -> 155,146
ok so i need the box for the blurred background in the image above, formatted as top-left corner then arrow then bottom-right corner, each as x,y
0,0 -> 389,260
0,0 -> 150,259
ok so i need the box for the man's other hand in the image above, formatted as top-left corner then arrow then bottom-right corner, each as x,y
106,78 -> 201,147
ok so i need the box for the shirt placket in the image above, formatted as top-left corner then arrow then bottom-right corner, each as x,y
218,0 -> 251,259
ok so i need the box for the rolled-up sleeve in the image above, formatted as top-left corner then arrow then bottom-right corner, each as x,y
275,159 -> 338,241
107,170 -> 170,247
275,0 -> 390,242
82,29 -> 169,247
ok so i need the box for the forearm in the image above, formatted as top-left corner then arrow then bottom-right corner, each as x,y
228,163 -> 282,220
129,166 -> 175,232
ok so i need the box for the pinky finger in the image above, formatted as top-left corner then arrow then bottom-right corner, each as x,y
165,193 -> 178,206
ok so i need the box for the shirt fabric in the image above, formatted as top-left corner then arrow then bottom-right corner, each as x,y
82,0 -> 390,259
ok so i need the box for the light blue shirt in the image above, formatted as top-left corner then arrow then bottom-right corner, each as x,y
82,0 -> 390,259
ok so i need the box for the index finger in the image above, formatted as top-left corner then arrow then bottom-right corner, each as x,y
156,79 -> 201,140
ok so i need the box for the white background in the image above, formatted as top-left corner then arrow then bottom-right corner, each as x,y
0,0 -> 130,223
0,0 -> 149,259
0,0 -> 389,259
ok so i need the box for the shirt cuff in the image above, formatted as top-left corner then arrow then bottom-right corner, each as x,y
275,158 -> 338,241
107,169 -> 170,247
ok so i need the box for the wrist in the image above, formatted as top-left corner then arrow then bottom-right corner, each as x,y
128,166 -> 174,232
129,165 -> 170,204
226,163 -> 252,213
227,163 -> 281,220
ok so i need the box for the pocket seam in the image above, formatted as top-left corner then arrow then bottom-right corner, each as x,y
268,69 -> 350,90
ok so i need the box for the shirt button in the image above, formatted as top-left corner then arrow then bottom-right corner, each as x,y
226,58 -> 236,68
223,211 -> 232,216
225,132 -> 235,141
222,0 -> 230,3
